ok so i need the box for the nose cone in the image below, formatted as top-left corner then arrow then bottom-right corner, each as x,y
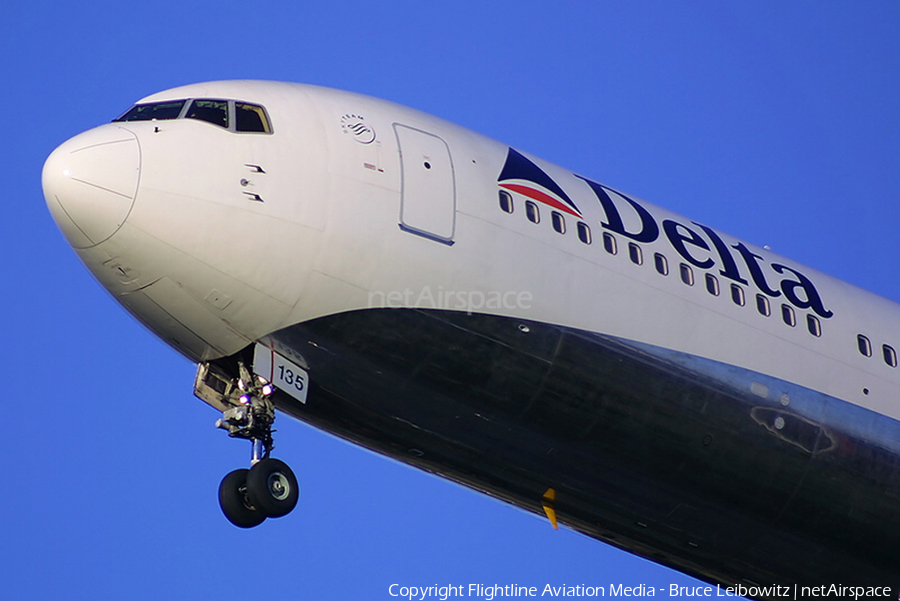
43,125 -> 140,248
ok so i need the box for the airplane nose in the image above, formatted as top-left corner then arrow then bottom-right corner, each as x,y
42,126 -> 140,249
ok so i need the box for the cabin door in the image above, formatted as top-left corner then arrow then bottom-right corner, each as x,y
394,124 -> 456,245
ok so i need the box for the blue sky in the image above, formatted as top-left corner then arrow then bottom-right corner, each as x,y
3,2 -> 900,599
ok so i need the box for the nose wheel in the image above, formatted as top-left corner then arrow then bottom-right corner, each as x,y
218,468 -> 266,528
211,360 -> 300,528
245,458 -> 299,518
218,459 -> 299,528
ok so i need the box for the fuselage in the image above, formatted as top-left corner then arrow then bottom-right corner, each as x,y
42,81 -> 900,589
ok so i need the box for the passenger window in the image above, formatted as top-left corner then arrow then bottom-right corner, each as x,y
781,304 -> 796,327
114,100 -> 186,122
731,284 -> 745,306
858,334 -> 872,357
551,211 -> 565,234
603,232 -> 617,255
756,294 -> 770,317
807,314 -> 821,337
654,253 -> 668,276
577,222 -> 592,245
499,190 -> 513,213
884,345 -> 897,367
525,201 -> 540,224
628,243 -> 642,265
236,102 -> 272,133
680,263 -> 693,286
185,99 -> 228,128
705,274 -> 719,296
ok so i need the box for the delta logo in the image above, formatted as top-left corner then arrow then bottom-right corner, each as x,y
497,148 -> 583,219
496,147 -> 834,320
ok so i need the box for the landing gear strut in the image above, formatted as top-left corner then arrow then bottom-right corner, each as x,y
199,360 -> 299,528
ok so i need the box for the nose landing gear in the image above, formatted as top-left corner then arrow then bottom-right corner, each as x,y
198,360 -> 299,528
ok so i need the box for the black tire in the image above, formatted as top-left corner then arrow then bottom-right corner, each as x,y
246,458 -> 299,518
219,468 -> 267,528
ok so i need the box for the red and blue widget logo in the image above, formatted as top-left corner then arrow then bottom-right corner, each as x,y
497,148 -> 583,219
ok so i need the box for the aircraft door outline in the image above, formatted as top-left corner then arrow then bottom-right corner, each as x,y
393,124 -> 456,245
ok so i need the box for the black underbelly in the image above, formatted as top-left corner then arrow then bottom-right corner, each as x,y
257,308 -> 900,590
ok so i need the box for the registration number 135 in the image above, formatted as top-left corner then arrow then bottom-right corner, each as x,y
272,354 -> 309,404
253,344 -> 310,404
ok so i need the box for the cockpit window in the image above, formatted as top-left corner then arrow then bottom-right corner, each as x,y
185,99 -> 228,128
114,100 -> 186,122
236,102 -> 271,133
113,98 -> 272,133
